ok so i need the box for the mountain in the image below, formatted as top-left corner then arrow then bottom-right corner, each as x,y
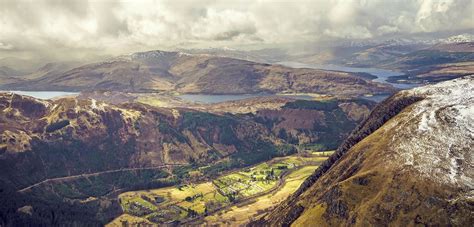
0,61 -> 85,86
0,57 -> 44,74
80,91 -> 377,151
0,92 -> 374,226
0,66 -> 24,84
428,42 -> 474,53
381,42 -> 474,84
291,35 -> 474,70
344,43 -> 427,67
79,89 -> 377,151
385,42 -> 474,69
0,66 -> 23,77
3,50 -> 395,97
440,34 -> 474,44
222,98 -> 376,151
19,62 -> 83,80
0,93 -> 282,225
179,47 -> 288,63
308,40 -> 474,84
254,76 -> 473,226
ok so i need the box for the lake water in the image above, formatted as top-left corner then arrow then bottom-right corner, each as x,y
0,91 -> 79,100
179,62 -> 419,104
277,61 -> 417,89
3,63 -> 417,103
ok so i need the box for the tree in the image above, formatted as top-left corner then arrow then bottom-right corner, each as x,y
277,128 -> 288,140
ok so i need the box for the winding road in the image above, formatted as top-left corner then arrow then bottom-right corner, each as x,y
17,164 -> 185,193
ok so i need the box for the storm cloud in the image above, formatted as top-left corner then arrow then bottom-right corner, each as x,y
0,0 -> 473,60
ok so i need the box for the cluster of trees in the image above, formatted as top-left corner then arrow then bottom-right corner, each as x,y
45,119 -> 70,133
184,193 -> 203,202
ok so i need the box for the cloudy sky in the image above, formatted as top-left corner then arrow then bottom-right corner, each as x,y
1,0 -> 473,60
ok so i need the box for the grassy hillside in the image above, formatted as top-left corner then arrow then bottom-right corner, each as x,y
254,77 -> 474,226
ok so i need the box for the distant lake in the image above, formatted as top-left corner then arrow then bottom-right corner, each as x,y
277,61 -> 418,89
0,91 -> 79,100
178,93 -> 315,104
179,62 -> 419,104
3,63 -> 417,103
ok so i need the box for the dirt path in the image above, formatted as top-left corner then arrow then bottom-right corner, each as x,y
17,164 -> 185,193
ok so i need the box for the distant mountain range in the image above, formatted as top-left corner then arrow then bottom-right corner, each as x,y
1,34 -> 472,94
1,50 -> 394,97
292,39 -> 474,84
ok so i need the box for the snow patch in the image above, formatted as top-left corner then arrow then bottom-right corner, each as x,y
388,76 -> 474,187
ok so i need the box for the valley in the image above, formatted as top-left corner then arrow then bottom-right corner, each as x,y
0,54 -> 471,226
0,91 -> 370,225
108,151 -> 333,226
1,1 -> 473,226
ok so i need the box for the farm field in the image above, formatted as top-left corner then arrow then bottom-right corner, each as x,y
201,165 -> 319,225
108,151 -> 333,225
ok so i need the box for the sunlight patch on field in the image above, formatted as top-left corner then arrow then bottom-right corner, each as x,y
112,152 -> 332,225
203,166 -> 318,225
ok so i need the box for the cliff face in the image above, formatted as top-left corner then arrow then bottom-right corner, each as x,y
256,76 -> 474,226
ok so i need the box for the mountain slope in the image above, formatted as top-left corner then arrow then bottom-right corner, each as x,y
0,66 -> 25,84
0,92 -> 374,226
255,76 -> 473,226
78,91 -> 376,151
291,40 -> 474,85
0,93 -> 282,189
379,42 -> 474,84
4,50 -> 395,97
0,93 -> 283,225
19,62 -> 83,80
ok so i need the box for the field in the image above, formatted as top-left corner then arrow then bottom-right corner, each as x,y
108,151 -> 333,225
202,165 -> 319,225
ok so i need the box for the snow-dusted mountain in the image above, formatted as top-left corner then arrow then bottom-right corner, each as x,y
440,34 -> 474,44
338,33 -> 474,49
256,75 -> 474,226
